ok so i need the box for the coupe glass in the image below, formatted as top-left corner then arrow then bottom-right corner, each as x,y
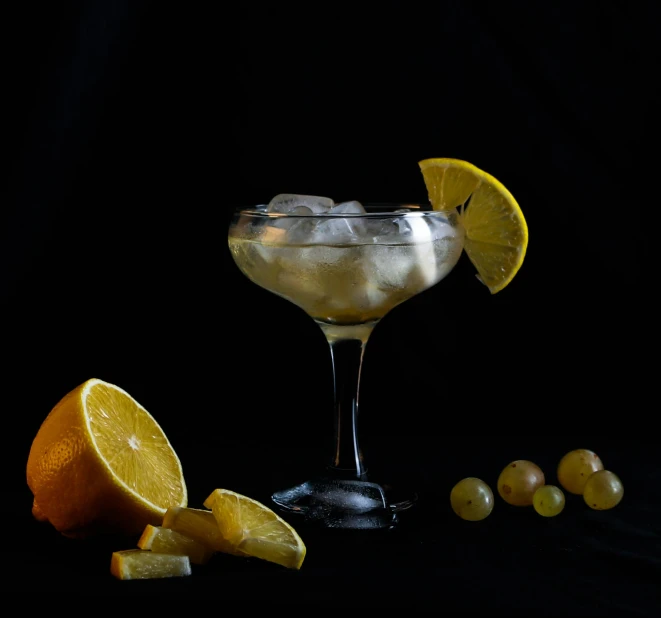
228,199 -> 465,529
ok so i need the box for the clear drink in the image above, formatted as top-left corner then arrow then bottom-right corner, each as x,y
229,209 -> 464,326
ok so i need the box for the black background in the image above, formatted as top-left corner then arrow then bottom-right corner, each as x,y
4,1 -> 658,613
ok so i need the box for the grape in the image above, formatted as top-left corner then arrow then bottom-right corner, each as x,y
557,449 -> 604,495
533,485 -> 565,517
583,470 -> 624,510
497,460 -> 545,506
450,477 -> 494,521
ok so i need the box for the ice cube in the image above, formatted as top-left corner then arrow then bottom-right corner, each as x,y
268,205 -> 313,233
284,218 -> 319,244
400,214 -> 438,287
364,245 -> 416,289
330,200 -> 365,214
363,217 -> 395,242
308,219 -> 352,244
266,205 -> 321,244
308,200 -> 366,244
366,214 -> 439,290
268,194 -> 334,214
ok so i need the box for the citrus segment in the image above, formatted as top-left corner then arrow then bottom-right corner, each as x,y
26,378 -> 187,537
138,524 -> 214,565
203,489 -> 306,570
418,158 -> 528,293
110,549 -> 191,580
162,506 -> 245,556
418,158 -> 481,211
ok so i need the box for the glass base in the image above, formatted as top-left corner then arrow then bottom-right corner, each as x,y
271,475 -> 417,530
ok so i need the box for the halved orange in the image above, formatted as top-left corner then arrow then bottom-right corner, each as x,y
26,378 -> 187,537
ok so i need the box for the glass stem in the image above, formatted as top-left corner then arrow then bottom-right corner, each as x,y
317,322 -> 377,480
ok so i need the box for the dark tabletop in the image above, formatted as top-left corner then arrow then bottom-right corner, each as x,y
10,438 -> 661,614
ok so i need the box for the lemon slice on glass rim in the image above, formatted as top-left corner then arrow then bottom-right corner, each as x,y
418,157 -> 528,294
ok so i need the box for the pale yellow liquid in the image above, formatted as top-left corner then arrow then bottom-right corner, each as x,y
229,233 -> 463,325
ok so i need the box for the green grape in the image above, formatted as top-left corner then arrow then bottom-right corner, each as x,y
450,477 -> 494,521
497,460 -> 545,506
533,485 -> 565,517
557,449 -> 604,495
584,470 -> 624,510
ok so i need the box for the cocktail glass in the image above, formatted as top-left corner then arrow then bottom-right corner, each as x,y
228,196 -> 465,529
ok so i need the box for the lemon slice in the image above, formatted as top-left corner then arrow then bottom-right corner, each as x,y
418,158 -> 528,293
26,378 -> 187,537
203,488 -> 306,570
110,549 -> 191,580
162,506 -> 246,557
138,524 -> 214,565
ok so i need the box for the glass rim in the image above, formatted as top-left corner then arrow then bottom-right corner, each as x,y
231,202 -> 452,219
